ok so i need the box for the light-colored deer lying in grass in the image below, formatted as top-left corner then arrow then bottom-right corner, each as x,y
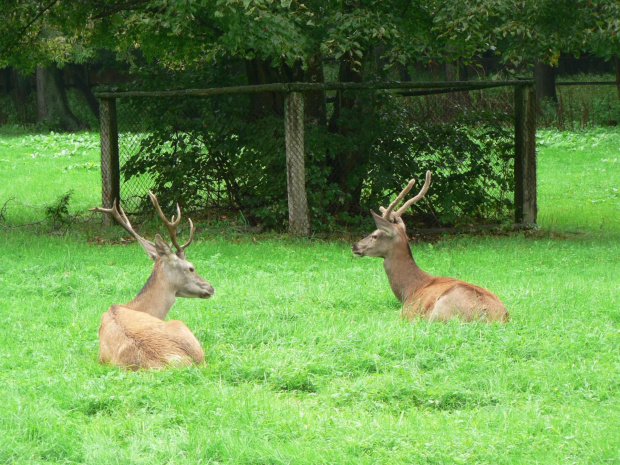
91,192 -> 214,370
352,171 -> 509,322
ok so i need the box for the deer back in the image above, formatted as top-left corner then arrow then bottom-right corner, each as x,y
404,276 -> 509,322
99,305 -> 204,370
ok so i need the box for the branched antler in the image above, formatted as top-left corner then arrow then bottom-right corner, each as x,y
90,192 -> 195,259
380,171 -> 432,221
148,191 -> 195,257
90,199 -> 158,260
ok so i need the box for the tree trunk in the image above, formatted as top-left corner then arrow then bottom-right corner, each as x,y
0,68 -> 9,95
446,60 -> 471,106
244,57 -> 325,122
327,58 -> 367,213
11,69 -> 34,124
0,69 -> 8,123
615,55 -> 620,100
534,61 -> 557,103
36,66 -> 48,122
69,64 -> 100,123
36,63 -> 85,131
303,52 -> 327,127
445,62 -> 457,81
397,61 -> 412,82
245,59 -> 287,119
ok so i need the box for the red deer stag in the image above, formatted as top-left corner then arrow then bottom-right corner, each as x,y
352,171 -> 508,322
91,192 -> 214,370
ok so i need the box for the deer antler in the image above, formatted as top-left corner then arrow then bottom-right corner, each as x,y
90,200 -> 158,260
148,191 -> 195,257
380,171 -> 432,221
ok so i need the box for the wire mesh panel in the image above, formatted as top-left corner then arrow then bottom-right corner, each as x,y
116,98 -> 155,213
400,87 -> 516,226
323,86 -> 517,228
113,92 -> 277,220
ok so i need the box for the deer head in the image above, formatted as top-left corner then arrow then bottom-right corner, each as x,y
352,171 -> 431,258
91,192 -> 214,300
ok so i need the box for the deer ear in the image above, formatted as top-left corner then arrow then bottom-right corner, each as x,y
371,210 -> 397,235
154,234 -> 174,259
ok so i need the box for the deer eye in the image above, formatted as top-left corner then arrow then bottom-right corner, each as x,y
189,266 -> 195,273
371,233 -> 378,240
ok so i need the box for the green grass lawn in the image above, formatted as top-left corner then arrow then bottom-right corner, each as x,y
538,128 -> 620,233
0,131 -> 100,224
0,128 -> 618,464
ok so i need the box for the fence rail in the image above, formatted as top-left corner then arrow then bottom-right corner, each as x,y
556,81 -> 616,86
95,79 -> 534,99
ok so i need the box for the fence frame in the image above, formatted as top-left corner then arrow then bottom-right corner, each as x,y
99,98 -> 120,227
95,79 -> 537,235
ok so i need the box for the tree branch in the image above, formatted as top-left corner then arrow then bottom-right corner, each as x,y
90,0 -> 151,19
0,0 -> 60,56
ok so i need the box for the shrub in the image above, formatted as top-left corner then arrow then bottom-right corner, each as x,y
122,89 -> 514,230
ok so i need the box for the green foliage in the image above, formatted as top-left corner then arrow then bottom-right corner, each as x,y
3,0 -> 619,80
44,190 -> 74,229
357,92 -> 514,227
119,75 -> 292,227
431,0 -> 620,68
0,0 -> 96,70
121,83 -> 514,230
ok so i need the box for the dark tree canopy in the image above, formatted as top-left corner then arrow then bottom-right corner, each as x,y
2,0 -> 618,73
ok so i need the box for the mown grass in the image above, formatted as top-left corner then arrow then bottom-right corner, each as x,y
537,128 -> 619,233
0,127 -> 618,464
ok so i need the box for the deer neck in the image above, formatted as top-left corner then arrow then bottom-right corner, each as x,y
123,260 -> 177,320
383,239 -> 432,303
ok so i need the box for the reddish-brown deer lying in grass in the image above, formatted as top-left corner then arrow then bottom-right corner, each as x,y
91,192 -> 214,370
352,171 -> 509,322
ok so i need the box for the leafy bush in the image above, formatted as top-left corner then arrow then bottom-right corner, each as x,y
122,94 -> 290,228
119,71 -> 514,230
355,92 -> 514,227
44,190 -> 74,230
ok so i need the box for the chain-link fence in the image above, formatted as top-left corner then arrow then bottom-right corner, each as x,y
97,80 -> 536,234
116,99 -> 153,210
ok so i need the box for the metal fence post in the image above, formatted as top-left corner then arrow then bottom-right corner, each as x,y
514,83 -> 537,224
284,91 -> 310,236
99,97 -> 120,226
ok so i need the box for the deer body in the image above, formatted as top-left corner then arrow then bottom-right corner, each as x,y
99,306 -> 205,370
352,172 -> 508,323
92,193 -> 214,370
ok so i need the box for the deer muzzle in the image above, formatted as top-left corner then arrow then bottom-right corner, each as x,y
351,243 -> 365,257
201,283 -> 215,298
